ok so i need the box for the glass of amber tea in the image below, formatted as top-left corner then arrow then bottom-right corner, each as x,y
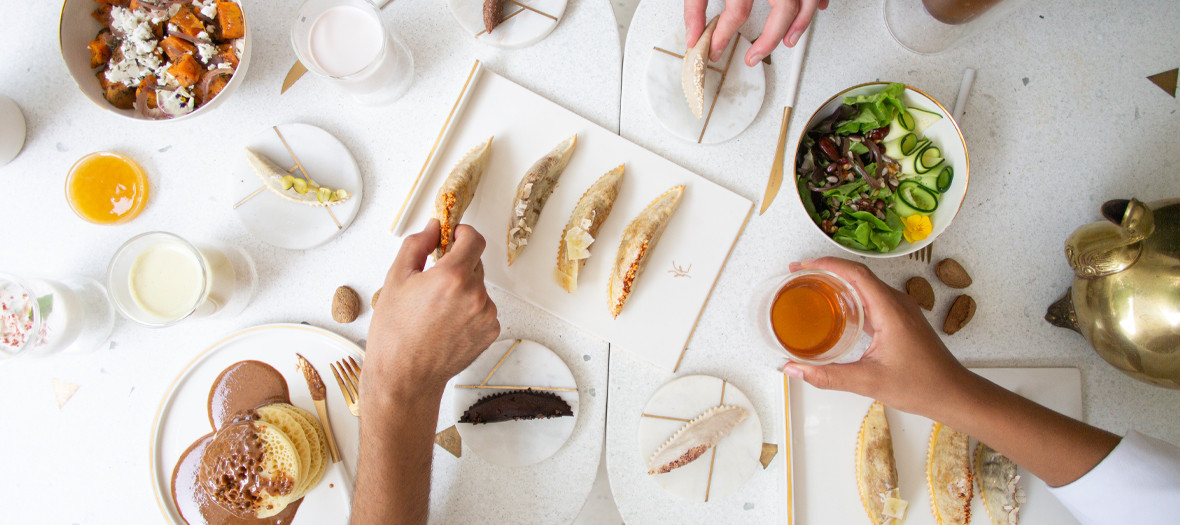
755,270 -> 865,364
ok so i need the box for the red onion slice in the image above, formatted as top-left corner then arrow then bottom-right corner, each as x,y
134,77 -> 169,120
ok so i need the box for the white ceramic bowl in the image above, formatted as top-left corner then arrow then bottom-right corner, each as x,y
58,0 -> 251,122
792,82 -> 969,258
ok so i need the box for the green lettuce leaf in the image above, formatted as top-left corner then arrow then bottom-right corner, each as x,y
834,83 -> 907,135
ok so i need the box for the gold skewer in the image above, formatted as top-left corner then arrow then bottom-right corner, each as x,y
652,47 -> 726,74
697,36 -> 740,144
455,384 -> 577,392
273,126 -> 342,229
476,7 -> 525,37
641,413 -> 691,422
506,0 -> 557,21
479,339 -> 520,386
233,186 -> 266,209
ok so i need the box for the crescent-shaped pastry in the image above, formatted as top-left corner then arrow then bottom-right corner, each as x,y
856,402 -> 908,525
554,164 -> 625,292
608,185 -> 685,318
975,443 -> 1024,525
432,137 -> 493,260
457,389 -> 573,425
507,135 -> 578,265
245,148 -> 350,206
927,422 -> 973,525
647,405 -> 748,475
682,16 -> 718,119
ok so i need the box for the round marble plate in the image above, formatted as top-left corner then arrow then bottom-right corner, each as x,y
452,339 -> 579,466
645,31 -> 766,144
637,374 -> 762,501
447,0 -> 567,49
230,123 -> 363,250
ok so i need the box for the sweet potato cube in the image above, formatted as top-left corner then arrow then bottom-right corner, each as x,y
92,5 -> 112,25
170,6 -> 206,37
136,75 -> 159,109
216,43 -> 239,69
88,39 -> 111,69
159,36 -> 197,63
199,72 -> 231,103
216,2 -> 245,40
168,54 -> 202,88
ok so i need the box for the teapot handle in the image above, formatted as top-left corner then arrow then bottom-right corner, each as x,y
1065,199 -> 1154,279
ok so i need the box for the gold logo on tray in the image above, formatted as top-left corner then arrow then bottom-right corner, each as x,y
668,261 -> 693,278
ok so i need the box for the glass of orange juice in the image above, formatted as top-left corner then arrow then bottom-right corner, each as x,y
65,151 -> 149,224
753,270 -> 867,364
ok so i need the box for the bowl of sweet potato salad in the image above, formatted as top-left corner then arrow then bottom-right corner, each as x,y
60,0 -> 249,121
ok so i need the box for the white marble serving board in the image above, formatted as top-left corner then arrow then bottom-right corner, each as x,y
230,123 -> 363,250
448,0 -> 567,49
452,339 -> 579,466
394,64 -> 752,372
791,367 -> 1083,525
637,374 -> 763,501
645,30 -> 765,144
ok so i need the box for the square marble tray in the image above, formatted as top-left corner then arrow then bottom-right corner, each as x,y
393,62 -> 752,372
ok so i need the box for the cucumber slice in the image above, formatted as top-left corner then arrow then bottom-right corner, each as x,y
936,166 -> 953,192
909,107 -> 942,134
901,134 -> 921,156
896,180 -> 938,214
914,143 -> 944,174
883,133 -> 914,160
899,109 -> 916,131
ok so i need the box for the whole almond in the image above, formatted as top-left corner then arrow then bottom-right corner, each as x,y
935,258 -> 973,289
943,294 -> 976,335
371,288 -> 382,309
332,286 -> 361,323
906,276 -> 935,310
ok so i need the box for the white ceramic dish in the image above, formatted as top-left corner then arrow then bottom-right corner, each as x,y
451,339 -> 579,466
447,0 -> 567,48
644,29 -> 765,144
151,323 -> 363,524
0,93 -> 26,166
637,375 -> 763,502
790,368 -> 1082,525
58,0 -> 251,122
230,123 -> 363,250
792,82 -> 969,258
393,63 -> 752,373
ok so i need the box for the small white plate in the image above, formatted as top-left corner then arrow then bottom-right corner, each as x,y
644,30 -> 765,144
448,0 -> 567,49
151,323 -> 363,524
230,123 -> 363,250
637,375 -> 763,501
452,339 -> 579,466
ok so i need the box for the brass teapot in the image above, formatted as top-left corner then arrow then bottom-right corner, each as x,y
1046,198 -> 1180,389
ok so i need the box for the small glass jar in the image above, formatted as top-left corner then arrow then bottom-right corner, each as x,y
883,0 -> 1034,54
0,273 -> 114,362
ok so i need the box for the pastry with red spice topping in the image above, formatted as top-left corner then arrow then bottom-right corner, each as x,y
607,185 -> 684,318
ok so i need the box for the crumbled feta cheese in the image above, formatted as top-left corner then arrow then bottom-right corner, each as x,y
197,42 -> 218,63
158,87 -> 196,117
194,0 -> 219,19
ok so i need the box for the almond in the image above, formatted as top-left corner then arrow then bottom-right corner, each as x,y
943,294 -> 976,335
906,276 -> 935,310
371,288 -> 382,309
332,286 -> 361,323
935,258 -> 972,289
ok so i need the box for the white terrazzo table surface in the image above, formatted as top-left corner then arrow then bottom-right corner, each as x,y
0,0 -> 620,523
608,0 -> 1180,523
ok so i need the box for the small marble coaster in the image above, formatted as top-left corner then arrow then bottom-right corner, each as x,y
452,339 -> 579,466
637,375 -> 763,501
644,31 -> 765,144
448,0 -> 567,49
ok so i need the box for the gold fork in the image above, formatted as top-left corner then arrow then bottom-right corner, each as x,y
908,244 -> 933,263
330,357 -> 362,417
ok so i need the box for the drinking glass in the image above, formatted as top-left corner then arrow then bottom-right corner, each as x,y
291,0 -> 414,106
752,270 -> 868,365
883,0 -> 1033,54
0,272 -> 114,362
107,232 -> 257,327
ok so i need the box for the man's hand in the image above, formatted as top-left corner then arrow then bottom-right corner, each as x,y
780,257 -> 972,416
363,219 -> 500,403
685,0 -> 829,67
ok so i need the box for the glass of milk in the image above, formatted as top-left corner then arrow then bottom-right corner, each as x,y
106,232 -> 258,327
0,273 -> 115,362
292,0 -> 415,106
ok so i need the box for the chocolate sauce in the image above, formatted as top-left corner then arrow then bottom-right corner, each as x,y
199,421 -> 296,519
172,360 -> 301,525
207,360 -> 290,430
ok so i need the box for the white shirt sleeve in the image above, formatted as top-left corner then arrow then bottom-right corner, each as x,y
1049,430 -> 1180,525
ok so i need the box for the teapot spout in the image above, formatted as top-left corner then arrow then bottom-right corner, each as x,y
1045,288 -> 1082,333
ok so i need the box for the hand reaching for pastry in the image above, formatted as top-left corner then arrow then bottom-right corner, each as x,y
364,219 -> 500,400
685,0 -> 829,67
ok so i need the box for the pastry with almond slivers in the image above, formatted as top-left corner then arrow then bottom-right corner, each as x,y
927,422 -> 973,525
555,164 -> 625,292
681,16 -> 718,119
608,185 -> 684,317
433,137 -> 493,260
856,402 -> 908,525
975,442 -> 1025,525
508,135 -> 578,265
